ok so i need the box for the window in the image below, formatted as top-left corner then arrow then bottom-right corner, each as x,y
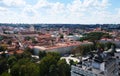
116,56 -> 119,59
119,73 -> 120,75
119,62 -> 120,65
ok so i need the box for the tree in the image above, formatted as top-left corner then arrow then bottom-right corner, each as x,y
96,42 -> 105,51
21,51 -> 31,58
8,56 -> 17,67
24,47 -> 34,55
0,44 -> 7,52
25,36 -> 31,41
80,32 -> 111,50
39,51 -> 46,60
0,36 -> 3,41
39,52 -> 61,76
60,34 -> 64,39
1,72 -> 11,76
31,38 -> 38,44
49,65 -> 58,76
11,58 -> 39,76
102,34 -> 112,38
21,62 -> 39,76
57,59 -> 70,76
7,40 -> 12,45
75,45 -> 84,62
105,42 -> 114,50
72,44 -> 94,57
69,60 -> 74,65
0,59 -> 8,74
46,52 -> 60,61
10,63 -> 20,76
39,54 -> 58,76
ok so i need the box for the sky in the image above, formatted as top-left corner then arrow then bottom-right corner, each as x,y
0,0 -> 120,24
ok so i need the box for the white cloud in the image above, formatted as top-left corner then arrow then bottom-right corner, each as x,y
2,0 -> 26,7
0,6 -> 8,11
34,0 -> 50,9
0,0 -> 120,24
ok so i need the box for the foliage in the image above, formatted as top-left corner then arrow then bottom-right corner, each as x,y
0,59 -> 8,74
8,56 -> 17,67
24,47 -> 34,55
0,44 -> 7,52
105,42 -> 115,50
57,59 -> 70,76
39,55 -> 57,76
39,51 -> 46,60
21,51 -> 31,58
46,52 -> 60,61
80,32 -> 111,42
73,44 -> 94,56
7,40 -> 12,45
39,52 -> 70,76
11,58 -> 39,76
60,34 -> 64,39
0,51 -> 70,76
1,72 -> 11,76
96,42 -> 115,51
24,36 -> 31,41
69,59 -> 74,65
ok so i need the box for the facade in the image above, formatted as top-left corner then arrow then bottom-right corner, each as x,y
29,25 -> 35,31
71,47 -> 119,76
64,35 -> 83,41
99,39 -> 120,48
33,42 -> 93,55
114,49 -> 120,76
34,45 -> 76,55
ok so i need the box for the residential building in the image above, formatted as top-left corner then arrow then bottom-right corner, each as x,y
71,46 -> 119,76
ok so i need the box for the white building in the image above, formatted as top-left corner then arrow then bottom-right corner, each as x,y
64,35 -> 83,41
114,49 -> 120,76
33,41 -> 93,55
71,47 -> 119,76
29,25 -> 35,31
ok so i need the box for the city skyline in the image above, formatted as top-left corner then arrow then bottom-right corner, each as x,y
0,0 -> 120,24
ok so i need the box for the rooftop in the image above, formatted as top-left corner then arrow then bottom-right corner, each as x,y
34,41 -> 93,50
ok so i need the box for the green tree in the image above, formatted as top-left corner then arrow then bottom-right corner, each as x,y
60,34 -> 64,39
46,52 -> 60,61
22,51 -> 31,58
39,54 -> 58,76
0,59 -> 8,74
102,34 -> 112,38
8,56 -> 17,67
11,58 -> 39,76
20,62 -> 39,76
57,59 -> 70,76
39,51 -> 46,60
105,42 -> 114,50
69,60 -> 74,65
10,63 -> 20,76
80,32 -> 111,50
49,65 -> 58,76
1,72 -> 11,76
0,44 -> 7,52
7,40 -> 12,45
25,36 -> 31,41
24,47 -> 34,55
96,42 -> 105,51
39,52 -> 60,76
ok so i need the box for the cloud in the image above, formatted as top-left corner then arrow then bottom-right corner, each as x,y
1,0 -> 26,7
0,0 -> 119,24
34,0 -> 50,9
0,6 -> 8,11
